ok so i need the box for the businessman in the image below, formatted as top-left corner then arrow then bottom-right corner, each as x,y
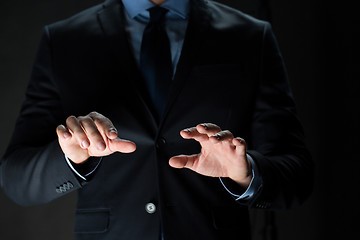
0,0 -> 313,239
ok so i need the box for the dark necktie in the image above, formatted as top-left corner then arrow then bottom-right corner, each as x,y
140,6 -> 173,119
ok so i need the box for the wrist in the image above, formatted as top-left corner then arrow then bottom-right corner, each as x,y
230,154 -> 253,188
66,153 -> 90,164
231,173 -> 253,189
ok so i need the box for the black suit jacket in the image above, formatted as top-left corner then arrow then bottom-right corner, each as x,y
0,0 -> 313,239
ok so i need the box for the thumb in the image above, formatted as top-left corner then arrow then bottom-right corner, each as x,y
108,137 -> 136,153
169,154 -> 199,169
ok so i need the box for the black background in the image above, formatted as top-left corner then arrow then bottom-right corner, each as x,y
0,0 -> 359,239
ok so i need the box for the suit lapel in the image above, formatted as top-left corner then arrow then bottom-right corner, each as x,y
98,0 -> 158,132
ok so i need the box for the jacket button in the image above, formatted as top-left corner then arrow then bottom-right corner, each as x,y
145,203 -> 156,214
156,137 -> 166,149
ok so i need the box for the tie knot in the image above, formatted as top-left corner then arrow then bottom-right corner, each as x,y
148,6 -> 168,24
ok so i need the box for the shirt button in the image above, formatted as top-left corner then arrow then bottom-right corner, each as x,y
145,203 -> 156,214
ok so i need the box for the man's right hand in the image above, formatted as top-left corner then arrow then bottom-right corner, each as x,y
56,111 -> 136,164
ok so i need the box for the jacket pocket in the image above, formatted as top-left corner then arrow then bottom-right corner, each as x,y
74,208 -> 110,234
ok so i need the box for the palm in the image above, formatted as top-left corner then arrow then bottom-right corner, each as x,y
194,142 -> 228,176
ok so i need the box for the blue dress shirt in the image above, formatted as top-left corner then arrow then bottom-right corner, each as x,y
122,0 -> 189,76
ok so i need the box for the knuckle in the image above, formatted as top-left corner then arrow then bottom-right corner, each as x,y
209,123 -> 220,129
78,116 -> 92,124
223,130 -> 234,137
89,111 -> 103,120
213,133 -> 221,140
93,119 -> 110,132
66,115 -> 77,125
218,131 -> 226,136
189,127 -> 197,133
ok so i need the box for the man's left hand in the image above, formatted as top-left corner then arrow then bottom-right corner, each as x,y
169,123 -> 253,188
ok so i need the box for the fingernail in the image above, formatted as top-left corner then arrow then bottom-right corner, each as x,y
97,142 -> 106,151
81,141 -> 89,148
109,129 -> 117,135
201,124 -> 208,130
63,132 -> 71,139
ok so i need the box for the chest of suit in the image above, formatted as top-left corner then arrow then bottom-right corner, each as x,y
45,2 -> 264,239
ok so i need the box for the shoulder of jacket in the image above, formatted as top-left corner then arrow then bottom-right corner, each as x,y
46,3 -> 105,34
204,0 -> 269,30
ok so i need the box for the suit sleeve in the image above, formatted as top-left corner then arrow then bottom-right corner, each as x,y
243,23 -> 314,210
0,26 -> 82,206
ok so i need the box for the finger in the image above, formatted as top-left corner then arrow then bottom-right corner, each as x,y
233,137 -> 247,154
180,127 -> 208,142
232,137 -> 246,146
66,116 -> 90,149
109,137 -> 136,153
196,123 -> 222,137
78,116 -> 106,151
89,112 -> 118,139
56,124 -> 71,140
169,154 -> 200,169
209,130 -> 234,143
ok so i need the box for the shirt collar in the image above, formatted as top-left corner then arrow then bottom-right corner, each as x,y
122,0 -> 190,19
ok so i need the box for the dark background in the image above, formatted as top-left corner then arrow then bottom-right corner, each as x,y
0,0 -> 359,239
